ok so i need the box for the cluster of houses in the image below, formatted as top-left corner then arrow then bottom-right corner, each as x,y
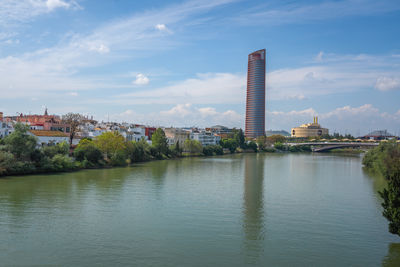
0,110 -> 233,147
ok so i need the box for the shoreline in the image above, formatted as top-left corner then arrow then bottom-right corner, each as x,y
0,149 -> 367,179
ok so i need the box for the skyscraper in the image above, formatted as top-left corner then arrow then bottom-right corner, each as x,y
245,49 -> 266,139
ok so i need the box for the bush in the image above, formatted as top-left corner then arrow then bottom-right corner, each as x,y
110,150 -> 128,166
274,142 -> 286,151
51,154 -> 75,171
74,139 -> 103,165
42,141 -> 69,158
247,141 -> 258,152
127,139 -> 152,162
184,139 -> 203,154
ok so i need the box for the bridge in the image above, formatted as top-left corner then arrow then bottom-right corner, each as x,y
285,142 -> 379,152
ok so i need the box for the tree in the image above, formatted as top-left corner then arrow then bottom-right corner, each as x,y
247,141 -> 258,152
4,123 -> 37,161
127,138 -> 152,162
184,139 -> 203,154
62,113 -> 84,146
363,141 -> 400,236
151,128 -> 169,158
266,134 -> 286,144
220,138 -> 238,153
74,139 -> 103,165
170,141 -> 182,158
94,131 -> 126,160
233,129 -> 245,148
256,136 -> 266,150
42,141 -> 69,158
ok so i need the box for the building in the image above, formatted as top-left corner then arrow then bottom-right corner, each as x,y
145,127 -> 156,140
29,130 -> 69,146
5,109 -> 71,134
362,130 -> 397,140
205,125 -> 233,139
245,49 -> 266,139
0,121 -> 13,138
164,128 -> 190,146
190,131 -> 221,146
291,117 -> 329,138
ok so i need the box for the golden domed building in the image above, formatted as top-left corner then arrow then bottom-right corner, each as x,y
291,117 -> 329,138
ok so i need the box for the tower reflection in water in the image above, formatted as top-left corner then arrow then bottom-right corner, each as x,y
242,154 -> 265,263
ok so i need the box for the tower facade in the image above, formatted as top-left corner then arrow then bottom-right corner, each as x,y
245,49 -> 266,139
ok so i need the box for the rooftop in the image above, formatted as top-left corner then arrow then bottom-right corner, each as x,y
30,130 -> 69,137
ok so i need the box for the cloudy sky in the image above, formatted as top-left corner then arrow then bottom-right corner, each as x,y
1,0 -> 400,136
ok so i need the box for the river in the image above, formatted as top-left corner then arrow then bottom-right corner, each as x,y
1,153 -> 399,266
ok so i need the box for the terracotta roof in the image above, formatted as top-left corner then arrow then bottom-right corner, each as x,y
30,130 -> 69,137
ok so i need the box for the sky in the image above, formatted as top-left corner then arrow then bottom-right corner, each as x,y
0,0 -> 400,136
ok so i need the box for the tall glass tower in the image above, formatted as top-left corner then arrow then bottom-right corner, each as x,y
245,49 -> 266,139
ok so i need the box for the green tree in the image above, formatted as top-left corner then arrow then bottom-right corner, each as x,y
127,138 -> 152,162
220,138 -> 238,153
151,128 -> 169,158
274,142 -> 286,151
42,141 -> 69,158
233,129 -> 245,148
267,134 -> 286,145
247,141 -> 258,152
4,123 -> 37,161
184,139 -> 203,154
170,141 -> 182,158
94,131 -> 126,161
74,139 -> 103,166
363,141 -> 400,236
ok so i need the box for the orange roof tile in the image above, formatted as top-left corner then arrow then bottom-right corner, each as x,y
30,130 -> 69,137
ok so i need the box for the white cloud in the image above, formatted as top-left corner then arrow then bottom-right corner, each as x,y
0,0 -> 79,27
155,24 -> 167,31
88,43 -> 110,54
315,51 -> 324,62
68,92 -> 78,96
0,0 -> 235,98
46,0 -> 71,11
375,76 -> 400,91
235,0 -> 400,25
114,103 -> 243,128
119,72 -> 245,104
133,73 -> 150,85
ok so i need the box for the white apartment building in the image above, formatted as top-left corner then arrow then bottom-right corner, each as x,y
190,131 -> 221,146
0,122 -> 13,138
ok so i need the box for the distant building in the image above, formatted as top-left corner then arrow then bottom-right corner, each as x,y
245,49 -> 266,139
362,130 -> 396,140
5,109 -> 71,134
29,130 -> 69,146
0,121 -> 13,138
145,127 -> 156,140
164,128 -> 190,146
291,117 -> 329,138
206,125 -> 233,139
190,131 -> 221,146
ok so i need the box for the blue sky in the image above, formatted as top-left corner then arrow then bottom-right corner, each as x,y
0,0 -> 400,136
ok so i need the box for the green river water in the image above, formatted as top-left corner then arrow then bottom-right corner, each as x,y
1,153 -> 399,266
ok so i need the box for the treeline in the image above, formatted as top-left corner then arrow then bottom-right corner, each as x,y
0,125 -> 304,177
363,141 -> 400,236
0,124 -> 229,177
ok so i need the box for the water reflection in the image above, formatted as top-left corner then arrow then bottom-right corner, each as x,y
382,243 -> 400,267
0,167 -> 132,222
242,154 -> 265,264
